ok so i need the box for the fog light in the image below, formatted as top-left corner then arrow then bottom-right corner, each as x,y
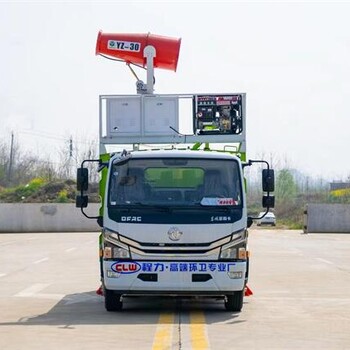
107,269 -> 120,278
227,271 -> 243,279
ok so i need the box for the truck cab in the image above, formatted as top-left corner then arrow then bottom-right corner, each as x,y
103,150 -> 247,309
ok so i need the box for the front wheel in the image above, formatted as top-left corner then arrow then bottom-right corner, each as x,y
104,288 -> 123,312
225,290 -> 244,312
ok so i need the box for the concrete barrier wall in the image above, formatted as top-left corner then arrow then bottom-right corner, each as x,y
305,203 -> 350,233
0,203 -> 100,232
2,203 -> 349,233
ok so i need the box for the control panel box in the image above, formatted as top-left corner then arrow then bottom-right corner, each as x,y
144,97 -> 178,135
104,95 -> 179,138
106,96 -> 141,136
193,94 -> 243,135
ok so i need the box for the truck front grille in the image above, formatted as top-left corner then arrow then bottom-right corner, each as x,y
119,234 -> 234,258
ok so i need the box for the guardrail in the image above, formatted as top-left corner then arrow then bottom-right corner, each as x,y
0,203 -> 100,233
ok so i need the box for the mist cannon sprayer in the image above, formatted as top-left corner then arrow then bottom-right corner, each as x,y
95,31 -> 181,94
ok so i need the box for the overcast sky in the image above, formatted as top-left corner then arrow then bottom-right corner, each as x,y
1,1 -> 350,180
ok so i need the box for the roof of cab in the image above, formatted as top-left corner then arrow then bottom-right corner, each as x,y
122,149 -> 241,161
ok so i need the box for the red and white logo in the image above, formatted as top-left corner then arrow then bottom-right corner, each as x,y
111,261 -> 141,274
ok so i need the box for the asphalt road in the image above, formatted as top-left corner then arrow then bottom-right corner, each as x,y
0,229 -> 349,349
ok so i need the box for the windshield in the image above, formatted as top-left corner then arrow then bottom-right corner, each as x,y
109,157 -> 242,207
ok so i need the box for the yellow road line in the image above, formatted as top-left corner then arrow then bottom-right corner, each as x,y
190,311 -> 209,350
152,312 -> 175,350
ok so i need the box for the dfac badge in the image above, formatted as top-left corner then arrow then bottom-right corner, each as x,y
167,227 -> 183,241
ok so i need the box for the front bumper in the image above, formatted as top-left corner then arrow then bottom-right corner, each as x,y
103,260 -> 246,295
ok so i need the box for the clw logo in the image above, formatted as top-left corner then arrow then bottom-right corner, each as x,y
111,261 -> 141,274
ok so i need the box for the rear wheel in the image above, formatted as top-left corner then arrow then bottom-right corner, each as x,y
104,288 -> 123,312
225,290 -> 244,312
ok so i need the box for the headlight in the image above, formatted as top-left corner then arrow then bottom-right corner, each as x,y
220,244 -> 247,260
112,246 -> 130,258
220,246 -> 237,259
103,229 -> 130,258
219,230 -> 246,260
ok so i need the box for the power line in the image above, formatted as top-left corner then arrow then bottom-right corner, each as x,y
17,129 -> 96,145
18,130 -> 67,141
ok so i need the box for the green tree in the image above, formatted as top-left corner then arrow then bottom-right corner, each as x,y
276,169 -> 297,202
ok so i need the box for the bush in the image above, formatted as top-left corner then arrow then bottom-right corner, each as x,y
329,188 -> 350,203
57,189 -> 69,203
0,179 -> 80,203
0,178 -> 47,202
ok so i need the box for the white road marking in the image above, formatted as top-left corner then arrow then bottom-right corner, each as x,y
0,240 -> 17,246
63,293 -> 101,305
15,283 -> 51,297
291,249 -> 302,254
268,250 -> 302,254
14,284 -> 98,303
0,273 -> 7,278
315,258 -> 334,265
15,283 -> 65,300
260,290 -> 291,294
33,257 -> 49,264
256,297 -> 350,302
65,247 -> 77,253
32,293 -> 66,300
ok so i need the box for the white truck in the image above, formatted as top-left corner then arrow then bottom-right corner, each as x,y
76,32 -> 275,312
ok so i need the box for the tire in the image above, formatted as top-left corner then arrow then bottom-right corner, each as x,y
104,288 -> 123,312
225,290 -> 244,312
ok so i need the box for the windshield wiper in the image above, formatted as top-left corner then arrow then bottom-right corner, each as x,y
128,202 -> 172,212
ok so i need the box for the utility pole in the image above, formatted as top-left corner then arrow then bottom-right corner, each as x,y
67,136 -> 73,179
69,137 -> 73,157
7,132 -> 14,183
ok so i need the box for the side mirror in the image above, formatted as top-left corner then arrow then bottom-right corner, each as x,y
77,168 -> 89,191
76,195 -> 88,208
247,217 -> 253,228
263,195 -> 275,208
262,169 -> 274,192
